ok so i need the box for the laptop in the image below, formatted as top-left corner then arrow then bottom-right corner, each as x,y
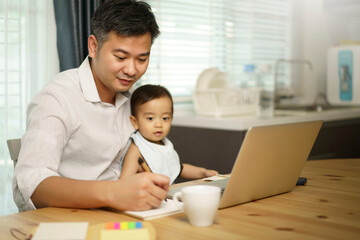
168,120 -> 323,209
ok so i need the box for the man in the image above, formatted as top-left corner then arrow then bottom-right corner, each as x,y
13,0 -> 169,212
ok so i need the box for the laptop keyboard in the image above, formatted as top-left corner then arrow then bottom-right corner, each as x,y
167,179 -> 229,199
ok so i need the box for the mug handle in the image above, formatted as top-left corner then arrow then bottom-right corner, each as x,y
172,192 -> 183,209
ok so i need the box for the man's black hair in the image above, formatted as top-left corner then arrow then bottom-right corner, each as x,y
91,0 -> 160,50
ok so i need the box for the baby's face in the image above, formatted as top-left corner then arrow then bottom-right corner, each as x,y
131,96 -> 173,144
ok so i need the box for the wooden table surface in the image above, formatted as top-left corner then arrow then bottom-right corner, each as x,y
1,159 -> 360,239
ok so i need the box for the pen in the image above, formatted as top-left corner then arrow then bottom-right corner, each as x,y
138,157 -> 168,202
138,157 -> 152,172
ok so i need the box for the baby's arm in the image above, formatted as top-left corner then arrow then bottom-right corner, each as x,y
180,163 -> 218,179
120,142 -> 142,179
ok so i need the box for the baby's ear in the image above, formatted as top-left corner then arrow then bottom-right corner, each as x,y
130,115 -> 139,130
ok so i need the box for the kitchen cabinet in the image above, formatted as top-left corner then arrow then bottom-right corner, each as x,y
169,108 -> 360,182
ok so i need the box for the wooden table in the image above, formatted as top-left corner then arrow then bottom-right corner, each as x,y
1,159 -> 360,239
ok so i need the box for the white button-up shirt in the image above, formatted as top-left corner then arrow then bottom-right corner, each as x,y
13,57 -> 135,211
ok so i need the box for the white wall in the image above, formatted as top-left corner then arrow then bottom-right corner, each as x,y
292,0 -> 360,105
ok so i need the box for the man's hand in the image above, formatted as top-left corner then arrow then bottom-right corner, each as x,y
108,172 -> 170,211
31,173 -> 169,211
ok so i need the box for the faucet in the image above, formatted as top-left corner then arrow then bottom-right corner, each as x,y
274,59 -> 313,105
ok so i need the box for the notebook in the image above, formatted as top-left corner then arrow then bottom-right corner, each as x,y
111,200 -> 183,220
168,120 -> 323,209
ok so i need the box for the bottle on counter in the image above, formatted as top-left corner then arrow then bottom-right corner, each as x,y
255,64 -> 274,118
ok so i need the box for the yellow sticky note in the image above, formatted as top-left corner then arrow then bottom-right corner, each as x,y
100,229 -> 150,240
120,221 -> 128,230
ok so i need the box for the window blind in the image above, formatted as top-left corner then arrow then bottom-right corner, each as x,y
0,0 -> 58,216
141,0 -> 292,98
0,0 -> 25,216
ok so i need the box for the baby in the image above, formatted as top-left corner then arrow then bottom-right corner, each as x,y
120,84 -> 218,184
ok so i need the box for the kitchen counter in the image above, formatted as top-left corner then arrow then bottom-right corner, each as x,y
172,104 -> 360,131
169,104 -> 360,175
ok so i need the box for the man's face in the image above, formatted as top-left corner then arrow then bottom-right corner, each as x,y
88,31 -> 152,103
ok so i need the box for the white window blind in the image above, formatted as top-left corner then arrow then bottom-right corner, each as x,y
0,0 -> 25,216
141,0 -> 292,97
0,0 -> 58,216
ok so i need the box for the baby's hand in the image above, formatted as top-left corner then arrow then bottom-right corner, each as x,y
204,169 -> 218,177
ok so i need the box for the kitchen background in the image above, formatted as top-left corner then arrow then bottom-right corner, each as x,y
0,0 -> 359,216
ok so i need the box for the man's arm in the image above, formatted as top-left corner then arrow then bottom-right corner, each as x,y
31,172 -> 169,211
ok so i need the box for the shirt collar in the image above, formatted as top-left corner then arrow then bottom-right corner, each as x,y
78,57 -> 101,103
78,57 -> 130,106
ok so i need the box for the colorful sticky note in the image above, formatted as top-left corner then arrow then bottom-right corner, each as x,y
120,222 -> 128,230
105,222 -> 114,230
113,222 -> 120,229
128,222 -> 135,229
135,222 -> 142,229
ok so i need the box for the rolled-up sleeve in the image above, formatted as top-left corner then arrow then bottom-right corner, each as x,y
13,89 -> 72,210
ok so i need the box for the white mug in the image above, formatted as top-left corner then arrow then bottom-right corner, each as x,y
173,185 -> 221,227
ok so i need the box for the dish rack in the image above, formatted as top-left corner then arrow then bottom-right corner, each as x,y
192,88 -> 261,117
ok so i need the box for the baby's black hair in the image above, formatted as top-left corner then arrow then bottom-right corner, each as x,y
131,84 -> 173,117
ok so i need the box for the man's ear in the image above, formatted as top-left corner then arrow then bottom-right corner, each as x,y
88,35 -> 98,58
130,115 -> 139,130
